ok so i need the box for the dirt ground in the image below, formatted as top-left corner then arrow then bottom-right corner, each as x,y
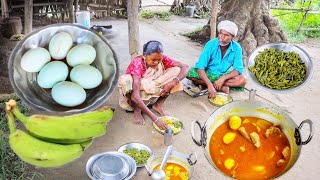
1,14 -> 320,179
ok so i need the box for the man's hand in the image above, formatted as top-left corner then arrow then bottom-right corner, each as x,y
213,77 -> 225,90
160,81 -> 175,97
208,85 -> 217,98
155,118 -> 168,130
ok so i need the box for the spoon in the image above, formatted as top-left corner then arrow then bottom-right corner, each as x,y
151,145 -> 173,180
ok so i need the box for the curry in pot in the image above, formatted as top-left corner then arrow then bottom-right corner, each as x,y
210,116 -> 291,179
154,162 -> 188,180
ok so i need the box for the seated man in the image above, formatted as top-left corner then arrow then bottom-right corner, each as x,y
187,20 -> 246,98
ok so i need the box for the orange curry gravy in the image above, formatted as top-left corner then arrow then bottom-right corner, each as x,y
154,162 -> 188,180
209,117 -> 291,179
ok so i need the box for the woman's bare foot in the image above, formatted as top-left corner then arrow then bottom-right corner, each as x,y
134,109 -> 145,125
221,86 -> 230,94
152,103 -> 166,116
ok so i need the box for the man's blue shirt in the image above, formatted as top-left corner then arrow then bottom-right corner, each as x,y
194,38 -> 243,75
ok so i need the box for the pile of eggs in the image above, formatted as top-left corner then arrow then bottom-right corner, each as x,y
20,32 -> 103,107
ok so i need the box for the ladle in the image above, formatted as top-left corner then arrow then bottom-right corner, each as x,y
151,145 -> 173,180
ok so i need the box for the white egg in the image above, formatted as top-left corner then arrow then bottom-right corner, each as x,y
49,32 -> 73,60
66,44 -> 96,67
70,65 -> 102,89
37,61 -> 69,88
20,47 -> 51,72
51,81 -> 86,107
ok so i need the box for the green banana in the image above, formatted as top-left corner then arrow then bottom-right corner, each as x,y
6,100 -> 114,144
7,111 -> 88,167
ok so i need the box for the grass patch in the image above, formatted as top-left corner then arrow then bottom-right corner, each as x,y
140,11 -> 173,21
271,0 -> 320,42
0,96 -> 44,180
181,26 -> 204,37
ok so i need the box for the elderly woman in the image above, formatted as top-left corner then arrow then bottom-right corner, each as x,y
187,20 -> 247,98
118,40 -> 189,129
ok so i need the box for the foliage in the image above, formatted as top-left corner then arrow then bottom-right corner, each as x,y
181,26 -> 205,37
271,0 -> 320,42
0,96 -> 44,180
140,11 -> 173,21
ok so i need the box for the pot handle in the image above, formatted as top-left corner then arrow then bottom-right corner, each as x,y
187,153 -> 198,166
294,119 -> 314,146
191,121 -> 203,146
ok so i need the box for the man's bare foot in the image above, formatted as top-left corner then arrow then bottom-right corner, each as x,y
152,103 -> 166,116
221,86 -> 230,94
134,109 -> 145,125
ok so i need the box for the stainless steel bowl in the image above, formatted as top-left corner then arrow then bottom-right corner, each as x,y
86,151 -> 137,180
208,92 -> 233,107
118,142 -> 153,168
246,42 -> 313,93
8,23 -> 119,115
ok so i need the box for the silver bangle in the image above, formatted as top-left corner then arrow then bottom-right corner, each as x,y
174,77 -> 180,84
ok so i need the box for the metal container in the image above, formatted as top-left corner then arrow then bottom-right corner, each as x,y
86,151 -> 137,180
145,150 -> 197,179
164,129 -> 174,146
247,42 -> 313,93
118,142 -> 153,167
8,23 -> 119,115
208,92 -> 233,107
191,90 -> 313,179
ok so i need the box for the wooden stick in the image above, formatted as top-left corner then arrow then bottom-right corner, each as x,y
128,0 -> 140,58
24,0 -> 33,35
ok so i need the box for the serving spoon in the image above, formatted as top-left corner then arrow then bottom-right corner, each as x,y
151,145 -> 173,180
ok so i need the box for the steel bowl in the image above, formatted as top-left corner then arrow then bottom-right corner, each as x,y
118,142 -> 153,168
8,23 -> 119,115
86,151 -> 137,180
246,42 -> 313,93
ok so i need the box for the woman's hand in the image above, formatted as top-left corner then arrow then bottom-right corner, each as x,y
160,81 -> 175,97
208,84 -> 217,98
154,117 -> 168,130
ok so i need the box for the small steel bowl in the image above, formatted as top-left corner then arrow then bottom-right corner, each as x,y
153,116 -> 184,135
246,42 -> 313,93
118,142 -> 153,168
208,92 -> 233,107
86,151 -> 137,180
8,23 -> 119,115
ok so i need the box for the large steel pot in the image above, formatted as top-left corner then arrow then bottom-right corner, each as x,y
191,90 -> 313,179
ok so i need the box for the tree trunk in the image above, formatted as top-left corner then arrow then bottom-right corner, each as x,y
69,0 -> 75,23
195,0 -> 287,59
127,0 -> 140,58
24,0 -> 33,35
210,0 -> 219,39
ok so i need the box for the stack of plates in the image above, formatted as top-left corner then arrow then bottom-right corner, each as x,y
86,151 -> 137,180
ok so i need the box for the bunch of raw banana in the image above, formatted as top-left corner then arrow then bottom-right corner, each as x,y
5,99 -> 114,168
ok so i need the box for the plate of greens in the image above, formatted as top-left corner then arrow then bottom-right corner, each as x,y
118,143 -> 153,167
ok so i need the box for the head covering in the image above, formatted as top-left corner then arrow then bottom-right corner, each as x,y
143,40 -> 163,55
217,20 -> 238,37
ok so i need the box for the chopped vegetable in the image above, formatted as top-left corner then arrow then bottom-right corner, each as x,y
123,147 -> 151,165
249,48 -> 306,90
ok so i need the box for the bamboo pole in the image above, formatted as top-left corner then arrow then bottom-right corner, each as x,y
69,0 -> 75,23
24,0 -> 33,35
127,0 -> 140,58
1,0 -> 9,18
210,0 -> 219,39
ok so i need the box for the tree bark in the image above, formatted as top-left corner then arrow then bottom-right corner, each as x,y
69,0 -> 75,23
210,0 -> 219,39
127,0 -> 140,58
24,0 -> 33,35
193,0 -> 287,60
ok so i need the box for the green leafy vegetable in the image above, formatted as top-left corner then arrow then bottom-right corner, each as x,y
249,48 -> 306,90
123,148 -> 151,165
